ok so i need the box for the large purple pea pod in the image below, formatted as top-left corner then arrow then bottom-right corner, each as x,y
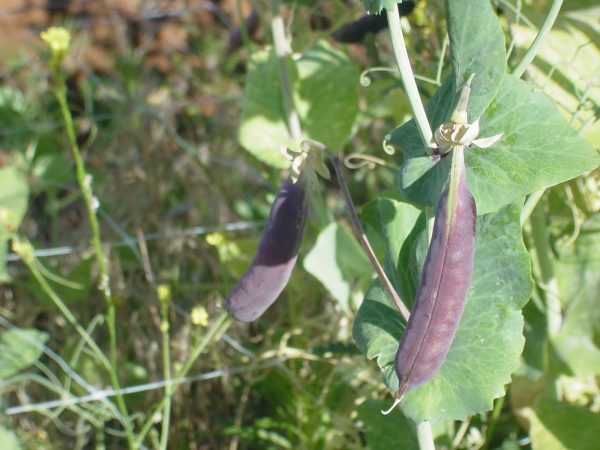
393,147 -> 476,401
224,177 -> 308,322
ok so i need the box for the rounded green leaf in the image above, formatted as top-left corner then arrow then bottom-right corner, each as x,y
0,328 -> 48,379
446,0 -> 507,121
304,222 -> 372,311
353,202 -> 533,422
239,48 -> 297,168
0,166 -> 29,282
392,75 -> 600,215
239,41 -> 359,167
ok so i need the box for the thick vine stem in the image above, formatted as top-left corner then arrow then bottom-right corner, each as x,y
386,3 -> 433,147
417,421 -> 436,450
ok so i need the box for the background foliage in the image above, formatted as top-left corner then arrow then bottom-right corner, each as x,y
0,0 -> 598,449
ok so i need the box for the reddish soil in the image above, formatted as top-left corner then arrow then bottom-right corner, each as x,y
0,0 -> 253,72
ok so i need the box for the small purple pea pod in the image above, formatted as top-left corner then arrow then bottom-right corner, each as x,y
224,177 -> 308,322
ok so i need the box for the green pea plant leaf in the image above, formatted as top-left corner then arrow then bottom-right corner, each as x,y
393,74 -> 600,215
446,0 -> 507,121
357,398 -> 420,450
0,166 -> 29,283
529,397 -> 600,450
354,202 -> 533,422
239,40 -> 359,167
389,0 -> 599,215
0,327 -> 48,379
303,221 -> 373,312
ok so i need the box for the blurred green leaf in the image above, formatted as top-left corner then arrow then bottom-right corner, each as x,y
520,299 -> 548,375
31,153 -> 73,191
353,202 -> 532,422
304,222 -> 372,311
296,40 -> 359,151
530,398 -> 600,450
0,428 -> 22,450
239,41 -> 359,168
0,166 -> 29,232
0,87 -> 32,149
0,328 -> 48,379
512,13 -> 600,147
0,166 -> 29,282
26,258 -> 93,306
552,213 -> 600,377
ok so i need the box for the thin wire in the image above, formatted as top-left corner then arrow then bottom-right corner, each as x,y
0,316 -> 126,424
5,357 -> 288,416
6,220 -> 264,262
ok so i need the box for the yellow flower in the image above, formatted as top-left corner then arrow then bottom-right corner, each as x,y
191,306 -> 209,327
11,239 -> 34,264
41,27 -> 71,54
205,233 -> 225,247
157,284 -> 172,304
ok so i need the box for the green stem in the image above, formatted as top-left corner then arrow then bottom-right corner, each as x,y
53,75 -> 135,448
512,0 -> 564,78
520,189 -> 545,227
269,0 -> 302,141
529,203 -> 561,398
235,0 -> 252,51
435,33 -> 449,86
447,146 -> 465,212
14,240 -> 111,373
416,421 -> 435,450
331,154 -> 410,322
134,312 -> 230,447
159,302 -> 172,450
302,139 -> 410,322
482,395 -> 505,450
386,4 -> 433,146
13,240 -> 133,434
530,206 -> 561,336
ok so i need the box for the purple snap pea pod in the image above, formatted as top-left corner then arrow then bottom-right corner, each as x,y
224,177 -> 308,322
383,75 -> 501,414
391,146 -> 476,406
